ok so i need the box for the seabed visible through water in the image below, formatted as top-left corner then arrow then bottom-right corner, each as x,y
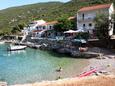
0,44 -> 88,85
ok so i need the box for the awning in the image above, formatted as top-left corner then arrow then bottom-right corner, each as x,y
64,30 -> 78,33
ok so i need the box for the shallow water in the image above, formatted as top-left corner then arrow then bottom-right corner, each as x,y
0,44 -> 87,85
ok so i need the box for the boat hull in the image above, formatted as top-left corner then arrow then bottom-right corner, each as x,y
7,46 -> 27,51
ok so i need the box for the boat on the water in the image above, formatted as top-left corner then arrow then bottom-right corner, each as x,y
7,45 -> 27,51
0,41 -> 5,44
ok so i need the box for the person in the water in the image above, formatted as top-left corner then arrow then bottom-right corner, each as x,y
56,67 -> 63,72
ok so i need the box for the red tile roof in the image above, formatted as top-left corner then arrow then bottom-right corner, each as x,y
46,21 -> 58,25
32,30 -> 42,32
78,3 -> 111,12
41,21 -> 58,26
68,16 -> 76,20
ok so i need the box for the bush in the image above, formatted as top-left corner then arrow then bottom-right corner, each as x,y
76,32 -> 89,40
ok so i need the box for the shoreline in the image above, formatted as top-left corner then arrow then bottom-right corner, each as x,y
55,47 -> 115,81
62,58 -> 89,78
0,42 -> 115,85
11,56 -> 115,86
11,75 -> 115,86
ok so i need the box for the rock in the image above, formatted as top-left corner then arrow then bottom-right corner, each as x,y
71,51 -> 80,57
0,82 -> 7,86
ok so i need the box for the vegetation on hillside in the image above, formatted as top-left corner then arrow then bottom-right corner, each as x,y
0,0 -> 114,35
54,15 -> 76,31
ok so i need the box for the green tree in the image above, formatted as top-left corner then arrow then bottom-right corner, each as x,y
11,23 -> 25,34
76,32 -> 89,40
89,0 -> 114,5
11,27 -> 19,34
18,24 -> 25,30
94,14 -> 111,39
94,13 -> 112,48
54,16 -> 75,32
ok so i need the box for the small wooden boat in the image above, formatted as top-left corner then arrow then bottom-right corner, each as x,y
7,45 -> 27,51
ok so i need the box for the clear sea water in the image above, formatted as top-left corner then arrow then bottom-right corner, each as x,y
0,44 -> 87,85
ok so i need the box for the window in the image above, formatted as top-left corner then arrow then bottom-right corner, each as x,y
49,26 -> 52,29
83,24 -> 85,27
39,26 -> 42,30
83,24 -> 86,30
43,26 -> 45,29
82,13 -> 84,20
36,26 -> 39,30
89,23 -> 92,27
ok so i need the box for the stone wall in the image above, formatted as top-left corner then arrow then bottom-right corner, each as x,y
88,39 -> 115,48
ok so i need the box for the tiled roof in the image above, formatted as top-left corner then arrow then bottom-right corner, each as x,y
41,21 -> 58,26
46,21 -> 58,25
78,3 -> 111,12
68,16 -> 76,20
32,30 -> 42,32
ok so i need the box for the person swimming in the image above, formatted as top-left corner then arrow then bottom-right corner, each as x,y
56,67 -> 63,72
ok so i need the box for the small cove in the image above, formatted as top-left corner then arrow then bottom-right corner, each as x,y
0,44 -> 88,85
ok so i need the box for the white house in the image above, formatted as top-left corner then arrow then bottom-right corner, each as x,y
77,3 -> 114,37
31,21 -> 58,37
22,20 -> 58,38
22,20 -> 46,35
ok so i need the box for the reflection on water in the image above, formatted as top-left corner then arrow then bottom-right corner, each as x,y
7,50 -> 26,56
0,44 -> 87,85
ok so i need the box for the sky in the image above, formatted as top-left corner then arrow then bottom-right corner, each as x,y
0,0 -> 70,10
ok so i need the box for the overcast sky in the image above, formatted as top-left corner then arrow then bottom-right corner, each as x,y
0,0 -> 70,10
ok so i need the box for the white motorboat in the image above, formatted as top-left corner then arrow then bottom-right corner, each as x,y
0,41 -> 5,44
7,45 -> 27,51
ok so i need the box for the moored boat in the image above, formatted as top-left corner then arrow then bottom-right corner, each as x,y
0,41 -> 5,44
7,45 -> 27,51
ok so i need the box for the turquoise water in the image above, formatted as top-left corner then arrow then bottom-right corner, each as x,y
0,44 -> 87,85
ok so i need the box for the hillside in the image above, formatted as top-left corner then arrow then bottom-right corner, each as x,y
0,0 -> 114,34
0,2 -> 63,34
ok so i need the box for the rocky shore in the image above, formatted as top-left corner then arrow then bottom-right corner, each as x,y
13,36 -> 101,58
0,35 -> 105,58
